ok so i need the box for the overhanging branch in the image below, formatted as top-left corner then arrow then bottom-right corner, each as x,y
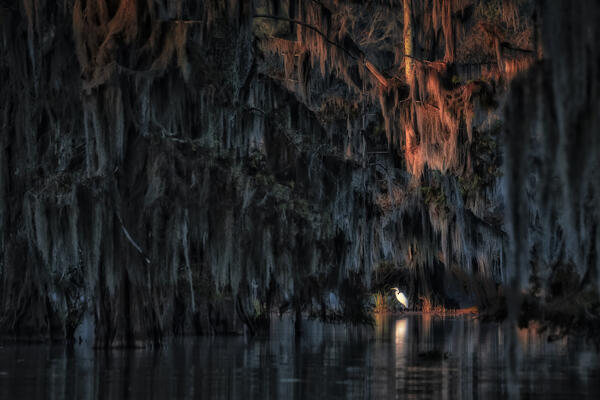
168,13 -> 390,88
253,14 -> 357,59
253,14 -> 389,88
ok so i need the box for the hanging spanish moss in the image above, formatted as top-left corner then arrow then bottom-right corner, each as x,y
0,0 -> 598,354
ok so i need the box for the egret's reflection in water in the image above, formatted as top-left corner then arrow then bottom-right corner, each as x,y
0,315 -> 599,399
394,318 -> 407,350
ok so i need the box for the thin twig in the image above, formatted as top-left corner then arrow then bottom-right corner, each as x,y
116,213 -> 151,265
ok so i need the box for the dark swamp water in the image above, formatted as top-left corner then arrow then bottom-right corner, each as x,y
1,314 -> 599,399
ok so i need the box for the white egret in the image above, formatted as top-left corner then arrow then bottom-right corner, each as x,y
391,288 -> 409,309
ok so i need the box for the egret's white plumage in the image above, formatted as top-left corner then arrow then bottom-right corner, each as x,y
391,288 -> 409,308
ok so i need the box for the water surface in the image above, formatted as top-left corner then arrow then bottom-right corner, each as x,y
1,314 -> 599,399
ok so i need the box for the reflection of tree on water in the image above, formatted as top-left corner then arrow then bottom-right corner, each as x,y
0,315 -> 598,399
421,313 -> 432,349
